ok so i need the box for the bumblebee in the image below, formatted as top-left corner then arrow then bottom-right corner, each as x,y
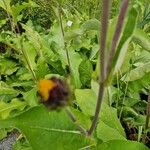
38,77 -> 69,108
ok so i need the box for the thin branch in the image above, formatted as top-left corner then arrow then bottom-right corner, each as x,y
106,0 -> 129,77
58,5 -> 71,73
65,107 -> 87,135
88,0 -> 111,136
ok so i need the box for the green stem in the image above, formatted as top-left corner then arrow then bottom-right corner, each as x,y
58,5 -> 71,73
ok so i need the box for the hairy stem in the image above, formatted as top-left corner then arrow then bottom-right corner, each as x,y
88,0 -> 110,136
106,0 -> 129,76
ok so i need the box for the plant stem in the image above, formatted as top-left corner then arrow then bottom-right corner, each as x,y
58,5 -> 71,73
106,0 -> 129,76
88,0 -> 110,136
65,107 -> 87,135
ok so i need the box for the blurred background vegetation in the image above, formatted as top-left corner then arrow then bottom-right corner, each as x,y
0,0 -> 149,32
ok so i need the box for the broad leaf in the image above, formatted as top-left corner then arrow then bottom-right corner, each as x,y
0,106 -> 93,150
75,89 -> 125,139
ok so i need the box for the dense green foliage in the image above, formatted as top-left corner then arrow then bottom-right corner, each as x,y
0,0 -> 150,149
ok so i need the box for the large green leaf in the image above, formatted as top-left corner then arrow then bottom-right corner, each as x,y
75,89 -> 125,139
133,29 -> 150,52
97,140 -> 149,150
0,106 -> 92,150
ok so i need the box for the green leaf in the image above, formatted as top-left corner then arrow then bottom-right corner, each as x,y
100,106 -> 125,137
65,29 -> 83,41
22,24 -> 56,61
0,106 -> 92,150
0,0 -> 11,14
0,58 -> 18,75
97,121 -> 126,141
69,51 -> 82,88
133,29 -> 150,52
97,140 -> 149,150
35,57 -> 50,79
22,41 -> 37,69
121,62 -> 150,81
0,99 -> 27,119
79,59 -> 93,87
11,1 -> 38,23
127,72 -> 150,92
71,108 -> 91,129
0,82 -> 18,96
75,89 -> 125,137
0,129 -> 7,140
23,88 -> 38,107
81,19 -> 100,31
75,89 -> 97,116
112,8 -> 138,73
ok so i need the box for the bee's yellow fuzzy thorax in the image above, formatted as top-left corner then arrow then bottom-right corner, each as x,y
38,79 -> 56,101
